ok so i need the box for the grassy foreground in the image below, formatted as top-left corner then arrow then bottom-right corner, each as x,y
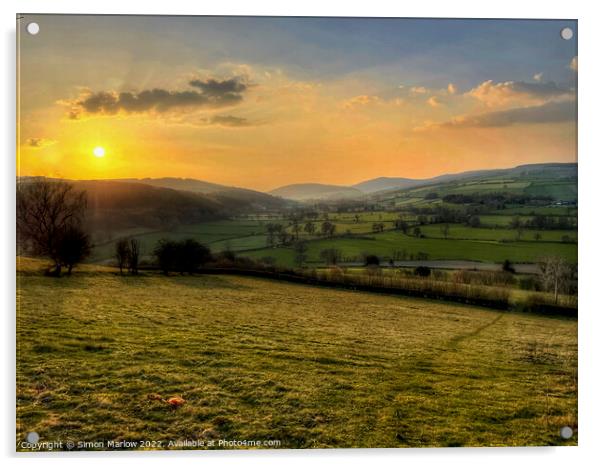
17,259 -> 577,449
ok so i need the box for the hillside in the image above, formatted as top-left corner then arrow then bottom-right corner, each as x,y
352,177 -> 425,193
353,163 -> 577,195
270,183 -> 363,201
18,178 -> 289,232
367,163 -> 578,203
117,177 -> 229,194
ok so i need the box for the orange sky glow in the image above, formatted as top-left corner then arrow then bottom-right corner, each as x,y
17,16 -> 577,191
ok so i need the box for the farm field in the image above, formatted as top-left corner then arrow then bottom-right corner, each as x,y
242,232 -> 578,267
89,215 -> 578,269
16,258 -> 577,449
90,219 -> 269,263
418,224 -> 577,243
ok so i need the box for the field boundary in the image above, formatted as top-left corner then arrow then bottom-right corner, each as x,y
192,266 -> 577,318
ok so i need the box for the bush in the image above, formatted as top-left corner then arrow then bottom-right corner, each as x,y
56,226 -> 91,275
216,249 -> 237,263
414,266 -> 431,277
502,260 -> 515,274
520,292 -> 577,315
153,238 -> 212,274
518,276 -> 538,291
452,270 -> 515,287
178,239 -> 212,273
364,254 -> 380,266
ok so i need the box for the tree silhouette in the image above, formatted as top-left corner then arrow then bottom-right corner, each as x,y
17,180 -> 88,275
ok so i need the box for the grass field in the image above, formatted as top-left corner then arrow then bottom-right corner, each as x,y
89,216 -> 578,269
17,258 -> 577,449
419,224 -> 577,243
243,231 -> 578,266
90,219 -> 269,262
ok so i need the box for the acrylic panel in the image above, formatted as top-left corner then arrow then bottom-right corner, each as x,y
16,15 -> 577,451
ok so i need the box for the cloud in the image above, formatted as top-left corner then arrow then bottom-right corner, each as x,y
570,56 -> 578,72
342,95 -> 381,109
410,86 -> 427,94
26,137 -> 57,148
427,96 -> 442,107
189,77 -> 248,97
200,115 -> 252,127
447,83 -> 457,95
533,72 -> 543,82
65,76 -> 250,118
467,79 -> 572,108
438,100 -> 575,129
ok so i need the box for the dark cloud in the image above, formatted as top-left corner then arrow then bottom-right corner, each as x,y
442,100 -> 576,129
201,115 -> 252,127
507,81 -> 572,99
189,77 -> 247,96
69,77 -> 249,118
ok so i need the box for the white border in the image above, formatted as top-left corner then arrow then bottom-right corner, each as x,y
2,1 -> 601,465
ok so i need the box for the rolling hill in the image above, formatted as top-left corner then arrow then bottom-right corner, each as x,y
117,177 -> 231,194
269,183 -> 364,201
354,163 -> 577,196
352,177 -> 426,193
18,177 -> 290,232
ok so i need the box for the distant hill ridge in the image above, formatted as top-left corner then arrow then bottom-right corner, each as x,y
350,162 -> 577,195
268,183 -> 364,201
18,162 -> 576,203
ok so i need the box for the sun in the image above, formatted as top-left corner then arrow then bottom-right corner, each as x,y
93,146 -> 106,158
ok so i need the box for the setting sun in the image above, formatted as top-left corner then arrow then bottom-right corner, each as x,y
93,146 -> 105,158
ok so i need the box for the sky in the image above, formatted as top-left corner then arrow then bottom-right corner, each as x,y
18,15 -> 577,191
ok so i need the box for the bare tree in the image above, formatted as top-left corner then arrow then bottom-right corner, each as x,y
539,256 -> 572,304
128,238 -> 140,274
319,248 -> 342,266
291,220 -> 301,241
293,240 -> 309,267
303,221 -> 316,236
17,180 -> 87,275
115,239 -> 130,274
321,221 -> 336,237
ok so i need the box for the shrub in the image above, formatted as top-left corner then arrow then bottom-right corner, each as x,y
502,260 -> 515,274
178,239 -> 212,274
453,269 -> 515,287
518,276 -> 538,291
520,292 -> 577,315
153,238 -> 212,274
154,239 -> 178,275
364,254 -> 380,266
56,226 -> 91,275
414,266 -> 431,277
216,249 -> 237,262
